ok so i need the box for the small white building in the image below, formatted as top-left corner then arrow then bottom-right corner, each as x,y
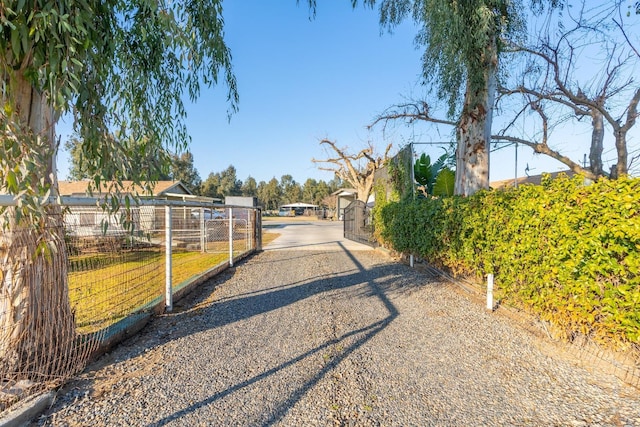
332,189 -> 357,220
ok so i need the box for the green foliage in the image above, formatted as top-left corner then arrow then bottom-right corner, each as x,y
413,152 -> 454,197
377,0 -> 526,117
374,174 -> 640,349
2,0 -> 238,198
0,116 -> 53,228
170,151 -> 201,193
414,152 -> 448,194
64,135 -> 172,183
387,144 -> 414,200
201,165 -> 241,199
280,174 -> 302,204
433,168 -> 455,196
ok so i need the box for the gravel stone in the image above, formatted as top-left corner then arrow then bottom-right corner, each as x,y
31,245 -> 640,426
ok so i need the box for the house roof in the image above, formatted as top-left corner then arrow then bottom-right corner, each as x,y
331,188 -> 357,197
490,170 -> 577,190
58,180 -> 193,197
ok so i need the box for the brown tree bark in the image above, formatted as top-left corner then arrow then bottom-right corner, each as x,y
589,110 -> 605,177
455,41 -> 496,196
0,72 -> 78,382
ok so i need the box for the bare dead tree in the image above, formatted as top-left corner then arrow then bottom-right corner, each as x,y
499,1 -> 640,179
312,139 -> 392,202
493,100 -> 596,179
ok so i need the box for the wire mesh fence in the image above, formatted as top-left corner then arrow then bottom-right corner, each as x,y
0,197 -> 260,413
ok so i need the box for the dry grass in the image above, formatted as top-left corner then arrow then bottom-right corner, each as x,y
261,231 -> 281,246
68,230 -> 269,333
68,249 -> 234,333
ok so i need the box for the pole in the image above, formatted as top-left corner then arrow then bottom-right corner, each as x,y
165,206 -> 173,312
514,142 -> 518,189
228,207 -> 234,267
410,142 -> 416,199
199,207 -> 205,253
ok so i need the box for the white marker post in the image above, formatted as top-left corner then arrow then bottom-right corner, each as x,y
486,273 -> 494,311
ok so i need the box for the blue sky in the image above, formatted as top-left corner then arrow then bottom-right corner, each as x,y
183,1 -> 424,185
56,0 -> 639,185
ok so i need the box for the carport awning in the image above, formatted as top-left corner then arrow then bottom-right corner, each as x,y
280,202 -> 318,208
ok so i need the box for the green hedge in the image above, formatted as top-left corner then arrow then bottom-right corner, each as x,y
374,174 -> 640,349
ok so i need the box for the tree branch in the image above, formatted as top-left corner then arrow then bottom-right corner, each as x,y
368,101 -> 456,132
492,135 -> 597,181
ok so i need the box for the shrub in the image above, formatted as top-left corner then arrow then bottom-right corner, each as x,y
374,174 -> 640,349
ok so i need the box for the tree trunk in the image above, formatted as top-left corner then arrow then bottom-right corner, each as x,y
588,109 -> 604,177
610,127 -> 628,179
455,46 -> 496,196
0,73 -> 79,382
356,172 -> 375,203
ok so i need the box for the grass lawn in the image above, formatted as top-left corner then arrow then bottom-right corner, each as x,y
69,249 -> 234,332
69,231 -> 280,333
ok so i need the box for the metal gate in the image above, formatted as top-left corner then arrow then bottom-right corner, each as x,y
343,200 -> 377,247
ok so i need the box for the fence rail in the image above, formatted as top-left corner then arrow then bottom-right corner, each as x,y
0,196 -> 261,413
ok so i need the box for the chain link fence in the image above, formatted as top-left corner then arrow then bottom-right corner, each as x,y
0,197 -> 261,413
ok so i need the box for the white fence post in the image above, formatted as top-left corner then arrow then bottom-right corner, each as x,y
486,273 -> 494,311
256,209 -> 262,251
165,206 -> 173,312
247,208 -> 252,250
228,207 -> 234,267
199,207 -> 206,253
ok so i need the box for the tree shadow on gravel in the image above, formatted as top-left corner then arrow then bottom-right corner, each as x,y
144,243 -> 409,426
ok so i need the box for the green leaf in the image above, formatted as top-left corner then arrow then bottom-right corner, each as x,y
11,26 -> 21,58
6,170 -> 18,192
433,168 -> 455,197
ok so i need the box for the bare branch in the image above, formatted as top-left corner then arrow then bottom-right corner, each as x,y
501,3 -> 640,179
613,17 -> 640,59
368,101 -> 456,132
492,135 -> 597,181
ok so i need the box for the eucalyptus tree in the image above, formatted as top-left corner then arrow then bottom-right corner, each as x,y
257,178 -> 283,211
219,165 -> 242,196
1,0 -> 236,381
66,135 -> 174,181
361,0 -> 562,195
280,174 -> 302,204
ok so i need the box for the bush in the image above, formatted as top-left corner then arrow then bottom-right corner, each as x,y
374,174 -> 640,349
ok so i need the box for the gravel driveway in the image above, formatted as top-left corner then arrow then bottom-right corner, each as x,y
32,222 -> 640,426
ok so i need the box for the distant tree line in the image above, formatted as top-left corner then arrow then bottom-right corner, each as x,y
66,143 -> 343,210
199,164 -> 343,211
